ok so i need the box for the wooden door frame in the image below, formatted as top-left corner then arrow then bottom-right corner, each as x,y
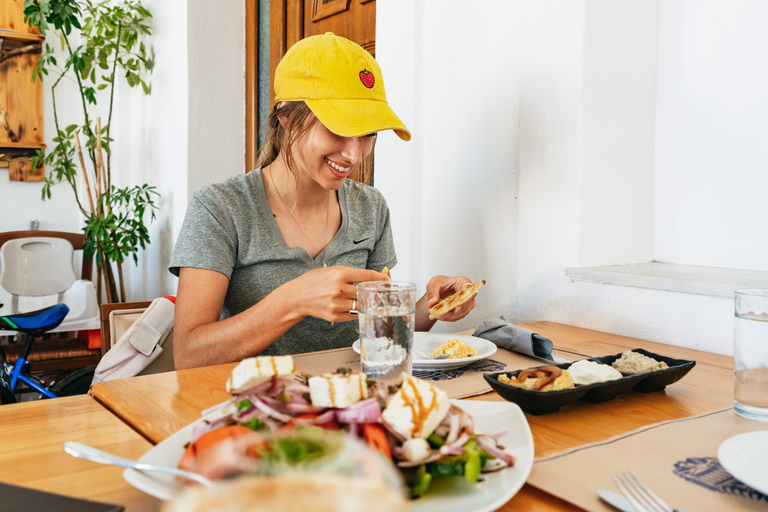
245,0 -> 300,173
246,0 -> 376,176
245,0 -> 259,173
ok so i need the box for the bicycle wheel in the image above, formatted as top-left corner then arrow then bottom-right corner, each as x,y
54,365 -> 96,397
0,346 -> 16,404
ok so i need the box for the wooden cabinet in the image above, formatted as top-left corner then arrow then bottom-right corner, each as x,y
0,2 -> 45,181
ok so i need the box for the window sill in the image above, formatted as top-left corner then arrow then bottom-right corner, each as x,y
565,262 -> 768,298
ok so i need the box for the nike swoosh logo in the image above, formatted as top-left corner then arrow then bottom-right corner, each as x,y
353,237 -> 371,244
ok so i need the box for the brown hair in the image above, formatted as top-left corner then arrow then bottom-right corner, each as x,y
254,101 -> 376,187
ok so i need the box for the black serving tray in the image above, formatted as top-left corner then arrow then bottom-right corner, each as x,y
483,349 -> 696,415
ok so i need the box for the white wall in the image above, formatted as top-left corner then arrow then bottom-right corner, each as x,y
377,0 -> 521,334
378,0 -> 589,335
377,0 -> 746,355
654,0 -> 768,272
579,0 -> 657,267
121,0 -> 245,301
119,0 -> 189,301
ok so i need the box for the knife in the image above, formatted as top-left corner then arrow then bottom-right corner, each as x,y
597,489 -> 635,512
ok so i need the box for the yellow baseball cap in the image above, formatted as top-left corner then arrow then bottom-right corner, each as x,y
274,33 -> 411,141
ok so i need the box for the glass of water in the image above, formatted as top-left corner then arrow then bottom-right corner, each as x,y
734,289 -> 768,421
357,281 -> 416,383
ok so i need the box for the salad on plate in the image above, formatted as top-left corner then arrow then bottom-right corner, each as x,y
177,355 -> 517,499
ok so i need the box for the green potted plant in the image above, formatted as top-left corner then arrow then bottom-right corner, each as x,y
24,0 -> 156,303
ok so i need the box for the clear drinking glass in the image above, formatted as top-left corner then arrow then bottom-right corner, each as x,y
357,281 -> 416,382
734,289 -> 768,421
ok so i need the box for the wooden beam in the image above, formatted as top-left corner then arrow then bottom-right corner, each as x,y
0,41 -> 41,65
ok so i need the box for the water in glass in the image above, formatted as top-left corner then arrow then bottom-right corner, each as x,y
357,282 -> 416,383
734,289 -> 768,421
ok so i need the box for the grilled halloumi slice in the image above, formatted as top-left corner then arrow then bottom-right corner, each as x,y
226,355 -> 297,394
382,375 -> 450,439
308,372 -> 368,408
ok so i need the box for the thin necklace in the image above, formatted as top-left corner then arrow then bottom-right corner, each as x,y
269,169 -> 332,266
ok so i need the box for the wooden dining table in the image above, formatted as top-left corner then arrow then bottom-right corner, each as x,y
82,321 -> 736,511
0,394 -> 160,511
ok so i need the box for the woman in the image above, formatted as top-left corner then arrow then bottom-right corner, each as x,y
170,33 -> 477,369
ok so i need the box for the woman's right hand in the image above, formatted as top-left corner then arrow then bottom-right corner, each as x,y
174,265 -> 389,369
290,266 -> 390,323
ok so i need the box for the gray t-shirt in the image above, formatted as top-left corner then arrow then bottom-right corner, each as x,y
169,168 -> 397,356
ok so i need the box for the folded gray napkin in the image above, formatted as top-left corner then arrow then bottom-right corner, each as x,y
473,316 -> 554,361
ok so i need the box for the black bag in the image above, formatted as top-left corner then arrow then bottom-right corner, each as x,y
0,346 -> 17,404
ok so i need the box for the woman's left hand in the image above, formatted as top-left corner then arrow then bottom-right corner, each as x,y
425,275 -> 477,322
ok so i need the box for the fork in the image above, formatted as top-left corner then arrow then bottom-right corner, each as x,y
613,470 -> 676,512
413,349 -> 450,360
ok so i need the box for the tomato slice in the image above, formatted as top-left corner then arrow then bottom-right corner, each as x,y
361,423 -> 392,460
179,425 -> 262,469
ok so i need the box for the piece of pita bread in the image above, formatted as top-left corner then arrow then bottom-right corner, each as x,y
429,280 -> 485,320
162,473 -> 408,512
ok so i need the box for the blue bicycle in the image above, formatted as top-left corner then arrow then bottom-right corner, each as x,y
0,304 -> 95,403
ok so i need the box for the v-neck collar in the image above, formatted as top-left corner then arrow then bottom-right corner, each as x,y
254,168 -> 349,268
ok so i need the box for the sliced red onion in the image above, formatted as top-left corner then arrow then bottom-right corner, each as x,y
477,435 -> 516,467
201,399 -> 235,418
397,451 -> 444,467
440,444 -> 465,456
280,385 -> 312,404
481,460 -> 509,473
261,416 -> 280,432
335,398 -> 381,424
434,424 -> 450,438
484,429 -> 508,440
448,432 -> 471,448
458,409 -> 474,436
293,409 -> 336,425
231,379 -> 275,398
259,395 -> 327,414
208,410 -> 235,428
444,414 -> 461,444
262,378 -> 306,394
266,383 -> 310,398
250,395 -> 293,423
191,420 -> 213,443
346,422 -> 360,437
234,406 -> 266,424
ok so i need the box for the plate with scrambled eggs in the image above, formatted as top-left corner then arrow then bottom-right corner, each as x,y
353,333 -> 497,370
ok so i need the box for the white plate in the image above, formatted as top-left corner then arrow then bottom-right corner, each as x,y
352,332 -> 497,370
125,400 -> 534,512
718,430 -> 768,494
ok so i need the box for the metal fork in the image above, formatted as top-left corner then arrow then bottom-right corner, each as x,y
613,471 -> 675,512
413,349 -> 450,360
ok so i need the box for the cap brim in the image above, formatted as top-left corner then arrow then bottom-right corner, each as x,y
305,98 -> 411,141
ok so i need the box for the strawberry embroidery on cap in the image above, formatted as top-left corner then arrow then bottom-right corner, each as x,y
359,68 -> 375,88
